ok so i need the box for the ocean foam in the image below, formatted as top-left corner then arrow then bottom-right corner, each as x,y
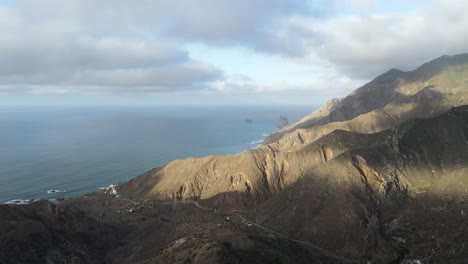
103,184 -> 119,196
47,190 -> 66,194
250,139 -> 263,145
3,199 -> 32,205
250,132 -> 271,146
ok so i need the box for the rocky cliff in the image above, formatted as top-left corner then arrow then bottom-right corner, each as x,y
117,55 -> 468,209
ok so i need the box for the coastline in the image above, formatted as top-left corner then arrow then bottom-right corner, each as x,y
1,105 -> 314,204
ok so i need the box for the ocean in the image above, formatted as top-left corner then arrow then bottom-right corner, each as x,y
0,105 -> 314,203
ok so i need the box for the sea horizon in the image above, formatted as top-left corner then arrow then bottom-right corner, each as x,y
0,104 -> 315,203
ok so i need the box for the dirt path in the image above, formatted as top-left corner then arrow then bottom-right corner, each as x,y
236,214 -> 347,261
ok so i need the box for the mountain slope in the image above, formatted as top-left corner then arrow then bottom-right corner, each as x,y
106,53 -> 468,263
254,106 -> 468,262
0,200 -> 121,264
116,54 -> 468,209
265,53 -> 468,147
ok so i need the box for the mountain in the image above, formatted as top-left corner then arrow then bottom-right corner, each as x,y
265,54 -> 468,149
1,53 -> 468,264
115,54 -> 468,207
253,106 -> 468,262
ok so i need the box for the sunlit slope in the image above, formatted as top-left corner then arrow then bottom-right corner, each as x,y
119,54 -> 468,206
265,53 -> 468,148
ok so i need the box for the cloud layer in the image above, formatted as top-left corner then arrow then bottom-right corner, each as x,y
0,1 -> 226,92
1,0 -> 468,97
302,0 -> 468,78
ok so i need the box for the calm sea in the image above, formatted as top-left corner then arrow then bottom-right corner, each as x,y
0,105 -> 313,203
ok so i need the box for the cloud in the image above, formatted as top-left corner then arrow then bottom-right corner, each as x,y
270,0 -> 468,79
159,0 -> 318,48
18,0 -> 318,41
75,62 -> 221,89
0,0 -> 328,94
209,69 -> 365,103
0,2 -> 223,92
2,0 -> 468,98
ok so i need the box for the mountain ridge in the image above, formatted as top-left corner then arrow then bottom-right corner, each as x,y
264,53 -> 468,145
113,53 -> 468,205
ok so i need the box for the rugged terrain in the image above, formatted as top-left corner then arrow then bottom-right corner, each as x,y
1,54 -> 468,264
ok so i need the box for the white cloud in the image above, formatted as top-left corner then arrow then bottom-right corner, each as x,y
1,0 -> 468,99
274,0 -> 468,79
0,2 -> 223,92
208,68 -> 365,104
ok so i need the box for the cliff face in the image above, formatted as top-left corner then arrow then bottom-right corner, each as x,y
119,54 -> 468,208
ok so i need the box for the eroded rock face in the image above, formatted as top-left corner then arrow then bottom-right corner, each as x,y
117,54 -> 468,209
120,108 -> 468,207
253,107 -> 468,263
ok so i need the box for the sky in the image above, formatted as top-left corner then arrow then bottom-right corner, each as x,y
0,0 -> 467,106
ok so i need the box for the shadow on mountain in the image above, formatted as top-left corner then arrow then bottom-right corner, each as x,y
195,106 -> 468,263
0,200 -> 123,264
267,88 -> 457,150
265,53 -> 468,145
